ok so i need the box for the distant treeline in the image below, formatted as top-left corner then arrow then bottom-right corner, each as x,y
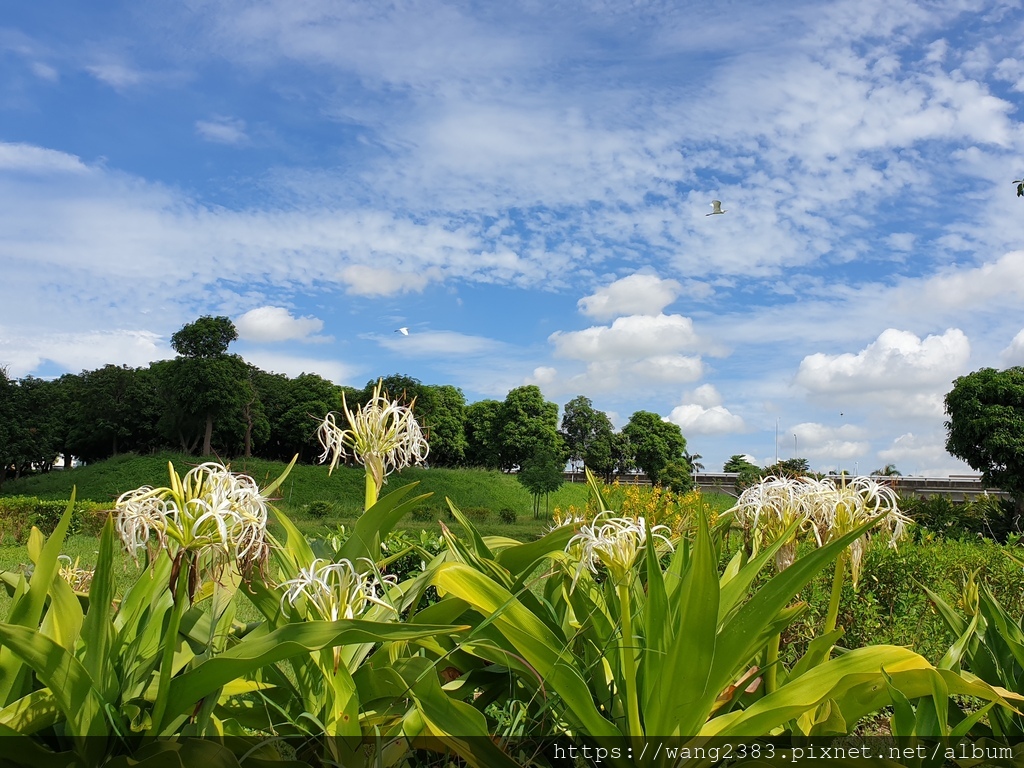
0,316 -> 699,488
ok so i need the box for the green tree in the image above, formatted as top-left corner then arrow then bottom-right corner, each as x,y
161,316 -> 250,456
517,445 -> 565,518
465,400 -> 503,469
418,384 -> 468,467
870,463 -> 902,477
762,458 -> 811,478
724,453 -> 763,489
66,364 -> 162,461
660,460 -> 695,493
945,367 -> 1024,513
621,411 -> 686,486
498,386 -> 564,472
561,395 -> 614,475
169,315 -> 237,358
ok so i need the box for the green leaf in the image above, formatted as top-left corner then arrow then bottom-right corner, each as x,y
0,689 -> 61,734
81,516 -> 117,700
494,524 -> 575,579
433,562 -> 620,739
0,491 -> 78,706
395,656 -> 523,768
645,511 -> 720,736
162,619 -> 464,733
337,483 -> 432,565
0,622 -> 108,759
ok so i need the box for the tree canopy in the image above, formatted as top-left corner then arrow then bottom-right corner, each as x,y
945,366 -> 1024,510
621,411 -> 686,485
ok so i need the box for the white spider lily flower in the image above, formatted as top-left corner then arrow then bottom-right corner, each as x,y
732,476 -> 824,571
114,462 -> 272,589
567,512 -> 673,587
279,558 -> 398,621
809,476 -> 910,588
318,379 -> 429,507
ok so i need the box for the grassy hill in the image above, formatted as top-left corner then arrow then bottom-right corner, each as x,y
0,452 -> 591,518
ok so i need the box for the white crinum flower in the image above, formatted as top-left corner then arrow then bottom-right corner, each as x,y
279,558 -> 398,621
808,475 -> 910,588
317,379 -> 429,494
114,462 -> 271,580
567,511 -> 674,587
733,475 -> 910,584
732,476 -> 824,572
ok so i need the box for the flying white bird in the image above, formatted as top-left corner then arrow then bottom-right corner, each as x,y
706,200 -> 727,216
395,327 -> 409,336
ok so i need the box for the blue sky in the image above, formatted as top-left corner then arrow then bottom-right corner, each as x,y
2,0 -> 1024,476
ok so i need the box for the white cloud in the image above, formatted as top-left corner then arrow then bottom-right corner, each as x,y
790,422 -> 870,462
0,142 -> 87,174
30,62 -> 58,81
196,116 -> 249,145
0,329 -> 170,378
667,403 -> 745,435
85,62 -> 144,89
240,350 -> 357,384
374,329 -> 500,357
340,265 -> 435,296
877,431 -> 971,477
235,306 -> 325,342
1002,328 -> 1024,366
550,314 -> 702,361
794,329 -> 970,403
577,273 -> 682,320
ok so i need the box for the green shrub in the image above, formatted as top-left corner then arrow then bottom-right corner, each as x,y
498,507 -> 518,524
305,500 -> 334,519
901,492 -> 1017,541
412,505 -> 442,522
0,496 -> 110,544
462,507 -> 490,523
778,536 -> 1024,664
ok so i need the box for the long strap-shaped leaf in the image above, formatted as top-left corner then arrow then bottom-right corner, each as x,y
433,562 -> 621,740
645,512 -> 719,737
0,492 -> 77,706
396,656 -> 522,768
702,646 -> 1010,737
0,622 -> 108,760
162,619 -> 466,735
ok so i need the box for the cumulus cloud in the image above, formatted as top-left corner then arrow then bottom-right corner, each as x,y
792,328 -> 972,421
795,328 -> 970,412
235,306 -> 325,343
577,273 -> 682,320
667,403 -> 745,435
791,422 -> 870,462
666,384 -> 746,435
196,116 -> 249,145
877,431 -> 971,476
0,142 -> 87,174
0,329 -> 170,378
550,314 -> 702,361
1001,328 -> 1024,366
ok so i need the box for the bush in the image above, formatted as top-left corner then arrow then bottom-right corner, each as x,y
412,505 -> 443,522
462,507 -> 491,523
0,496 -> 110,544
305,500 -> 334,519
498,507 -> 518,524
901,493 -> 1018,541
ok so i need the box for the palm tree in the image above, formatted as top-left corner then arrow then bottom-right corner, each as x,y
684,451 -> 704,473
870,463 -> 901,477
